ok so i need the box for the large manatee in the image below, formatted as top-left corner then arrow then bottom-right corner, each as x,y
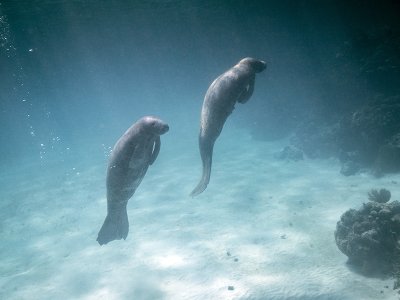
190,58 -> 267,197
97,116 -> 169,245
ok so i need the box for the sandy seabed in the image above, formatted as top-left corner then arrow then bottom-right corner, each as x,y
1,129 -> 399,300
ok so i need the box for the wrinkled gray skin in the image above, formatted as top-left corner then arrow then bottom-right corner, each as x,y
97,116 -> 169,245
190,57 -> 267,197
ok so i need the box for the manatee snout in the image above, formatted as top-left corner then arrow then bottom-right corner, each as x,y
239,57 -> 267,73
158,123 -> 169,135
255,60 -> 267,73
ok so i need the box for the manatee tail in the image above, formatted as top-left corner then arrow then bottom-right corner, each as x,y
97,208 -> 129,245
190,141 -> 213,197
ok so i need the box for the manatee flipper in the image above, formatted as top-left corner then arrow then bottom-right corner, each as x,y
96,208 -> 129,245
237,75 -> 255,104
149,136 -> 161,165
190,140 -> 213,197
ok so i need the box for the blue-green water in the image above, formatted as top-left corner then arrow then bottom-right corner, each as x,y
1,1 -> 400,299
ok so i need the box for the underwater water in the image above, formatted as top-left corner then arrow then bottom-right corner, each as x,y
1,0 -> 400,299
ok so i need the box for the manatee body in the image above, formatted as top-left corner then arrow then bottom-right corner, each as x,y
97,116 -> 169,245
190,57 -> 267,197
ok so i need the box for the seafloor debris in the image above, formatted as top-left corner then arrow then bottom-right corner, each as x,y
335,189 -> 400,289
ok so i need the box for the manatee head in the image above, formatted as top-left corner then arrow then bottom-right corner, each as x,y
141,116 -> 169,135
239,57 -> 267,73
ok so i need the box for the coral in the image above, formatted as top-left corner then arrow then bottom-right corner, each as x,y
336,96 -> 400,176
335,194 -> 400,279
368,188 -> 391,203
